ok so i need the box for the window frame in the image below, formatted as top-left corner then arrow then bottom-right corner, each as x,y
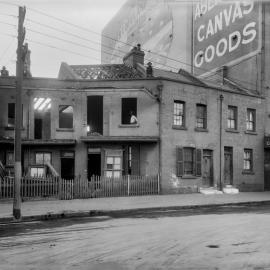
227,105 -> 237,130
196,104 -> 207,129
105,155 -> 122,178
173,100 -> 185,128
243,149 -> 253,172
246,108 -> 256,132
176,147 -> 202,177
35,152 -> 52,165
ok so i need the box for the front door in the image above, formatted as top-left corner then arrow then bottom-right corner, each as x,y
224,147 -> 233,185
202,150 -> 213,187
88,153 -> 101,180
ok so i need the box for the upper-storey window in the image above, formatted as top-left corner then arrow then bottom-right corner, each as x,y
8,103 -> 15,128
173,101 -> 185,127
196,104 -> 207,129
227,106 -> 237,130
59,105 -> 73,129
246,108 -> 256,132
122,98 -> 137,125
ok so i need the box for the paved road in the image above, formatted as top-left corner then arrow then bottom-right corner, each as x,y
1,205 -> 270,270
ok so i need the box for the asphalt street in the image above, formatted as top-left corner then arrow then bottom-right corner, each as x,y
1,205 -> 270,270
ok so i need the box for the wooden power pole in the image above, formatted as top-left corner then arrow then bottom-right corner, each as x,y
13,6 -> 26,220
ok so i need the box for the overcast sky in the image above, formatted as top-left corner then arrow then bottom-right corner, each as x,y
0,0 -> 127,78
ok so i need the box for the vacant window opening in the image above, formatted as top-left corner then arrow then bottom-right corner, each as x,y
122,98 -> 137,125
59,105 -> 73,129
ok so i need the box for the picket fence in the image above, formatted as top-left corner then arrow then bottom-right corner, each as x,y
0,175 -> 160,200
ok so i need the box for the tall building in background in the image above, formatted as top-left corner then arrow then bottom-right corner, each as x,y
101,0 -> 193,72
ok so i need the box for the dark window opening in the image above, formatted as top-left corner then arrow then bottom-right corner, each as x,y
87,96 -> 103,135
8,103 -> 15,127
59,105 -> 73,129
122,98 -> 137,125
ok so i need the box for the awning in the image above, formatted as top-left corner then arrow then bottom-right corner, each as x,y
0,138 -> 76,146
80,136 -> 159,143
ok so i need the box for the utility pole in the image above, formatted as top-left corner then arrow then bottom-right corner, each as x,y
13,6 -> 26,220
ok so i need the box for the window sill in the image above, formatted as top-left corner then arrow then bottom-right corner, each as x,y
225,129 -> 239,133
181,175 -> 197,179
244,131 -> 257,135
172,125 -> 187,130
56,128 -> 74,132
242,170 -> 255,175
194,127 -> 208,132
119,124 -> 140,128
5,126 -> 25,130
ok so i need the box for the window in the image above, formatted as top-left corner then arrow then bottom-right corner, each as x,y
105,156 -> 121,178
6,151 -> 14,166
243,149 -> 253,171
35,152 -> 52,165
196,104 -> 207,129
121,98 -> 137,124
8,103 -> 15,127
30,167 -> 45,177
176,147 -> 202,177
173,101 -> 185,127
246,109 -> 256,131
227,106 -> 237,130
59,105 -> 73,129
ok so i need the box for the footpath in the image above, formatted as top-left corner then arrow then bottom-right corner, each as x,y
1,192 -> 270,223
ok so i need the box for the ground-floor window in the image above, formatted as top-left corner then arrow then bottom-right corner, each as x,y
243,149 -> 253,172
35,152 -> 52,165
105,156 -> 121,178
176,147 -> 202,177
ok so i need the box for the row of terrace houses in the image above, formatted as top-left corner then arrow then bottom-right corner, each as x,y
0,45 -> 266,193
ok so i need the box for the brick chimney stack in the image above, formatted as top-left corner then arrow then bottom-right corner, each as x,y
123,44 -> 145,69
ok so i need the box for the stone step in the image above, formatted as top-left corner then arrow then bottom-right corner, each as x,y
199,187 -> 223,195
223,185 -> 239,194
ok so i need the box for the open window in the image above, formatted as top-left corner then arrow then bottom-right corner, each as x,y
7,103 -> 23,128
59,105 -> 73,129
121,98 -> 137,125
34,97 -> 51,139
87,96 -> 103,135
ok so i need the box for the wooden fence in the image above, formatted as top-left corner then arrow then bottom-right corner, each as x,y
0,175 -> 160,200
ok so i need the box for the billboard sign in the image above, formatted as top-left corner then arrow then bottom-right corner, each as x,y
193,0 -> 260,75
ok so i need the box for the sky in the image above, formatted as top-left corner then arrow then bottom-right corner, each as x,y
0,0 -> 127,78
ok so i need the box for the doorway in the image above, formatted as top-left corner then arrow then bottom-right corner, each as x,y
88,153 -> 101,180
224,147 -> 233,185
202,150 -> 213,187
264,149 -> 270,191
61,151 -> 75,180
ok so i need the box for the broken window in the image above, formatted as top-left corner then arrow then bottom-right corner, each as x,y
105,156 -> 121,178
35,152 -> 52,165
34,97 -> 51,139
59,105 -> 73,129
122,98 -> 137,125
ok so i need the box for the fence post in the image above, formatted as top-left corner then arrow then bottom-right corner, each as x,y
127,175 -> 130,196
157,173 -> 160,194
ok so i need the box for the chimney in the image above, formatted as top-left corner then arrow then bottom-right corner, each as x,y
123,43 -> 145,69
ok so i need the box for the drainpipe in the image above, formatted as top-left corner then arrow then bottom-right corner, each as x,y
219,94 -> 224,191
157,82 -> 163,193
